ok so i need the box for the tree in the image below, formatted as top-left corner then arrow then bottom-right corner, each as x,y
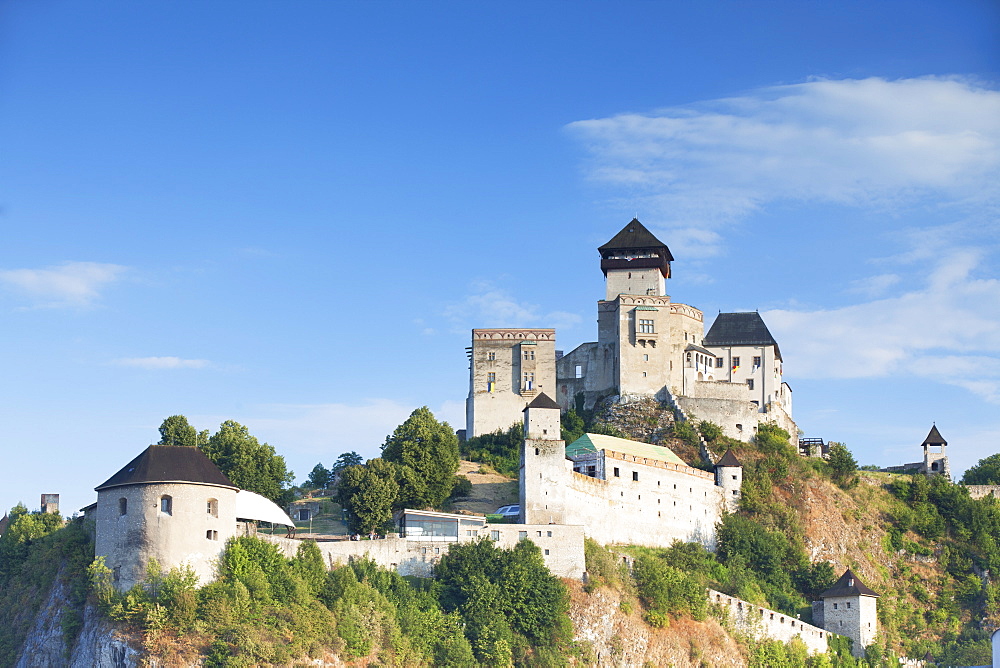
157,415 -> 208,447
330,451 -> 364,476
827,442 -> 858,489
201,420 -> 294,505
304,463 -> 331,490
337,459 -> 399,535
962,452 -> 1000,485
382,407 -> 460,509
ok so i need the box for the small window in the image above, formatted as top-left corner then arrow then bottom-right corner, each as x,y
435,547 -> 440,554
546,530 -> 552,537
113,565 -> 121,582
535,447 -> 540,455
747,379 -> 754,390
632,471 -> 639,481
575,364 -> 583,379
613,467 -> 620,477
160,495 -> 172,515
523,349 -> 535,361
118,498 -> 128,516
518,531 -> 527,540
206,530 -> 218,540
833,603 -> 838,610
716,357 -> 724,368
846,602 -> 851,609
638,319 -> 654,334
207,498 -> 218,517
643,354 -> 649,361
753,356 -> 761,367
732,356 -> 741,368
544,549 -> 550,555
487,351 -> 496,361
491,530 -> 500,540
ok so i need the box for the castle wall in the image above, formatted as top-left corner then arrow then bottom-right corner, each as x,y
467,329 -> 556,437
523,440 -> 726,549
966,485 -> 1000,500
95,482 -> 237,590
710,589 -> 829,655
678,389 -> 798,447
261,523 -> 586,579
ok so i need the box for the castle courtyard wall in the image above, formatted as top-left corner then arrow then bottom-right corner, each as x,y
709,589 -> 830,655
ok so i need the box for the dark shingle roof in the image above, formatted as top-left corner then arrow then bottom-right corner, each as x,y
715,449 -> 742,468
96,445 -> 236,491
922,425 -> 947,447
525,393 -> 561,410
704,312 -> 781,361
819,568 -> 879,598
598,218 -> 673,259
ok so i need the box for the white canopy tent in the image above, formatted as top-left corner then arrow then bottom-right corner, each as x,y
235,489 -> 295,527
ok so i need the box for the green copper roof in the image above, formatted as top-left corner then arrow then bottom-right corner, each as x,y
566,433 -> 686,466
634,305 -> 659,311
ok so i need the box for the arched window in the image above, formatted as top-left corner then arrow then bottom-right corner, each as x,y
160,495 -> 172,515
118,498 -> 127,515
207,498 -> 218,517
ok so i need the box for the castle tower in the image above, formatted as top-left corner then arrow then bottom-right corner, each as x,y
921,425 -> 950,480
520,393 -> 567,525
94,445 -> 240,590
466,328 -> 557,438
818,569 -> 879,657
714,449 -> 742,512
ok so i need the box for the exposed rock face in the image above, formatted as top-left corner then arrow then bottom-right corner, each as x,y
15,574 -> 139,668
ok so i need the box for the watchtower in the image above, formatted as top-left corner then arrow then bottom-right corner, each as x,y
816,568 -> 879,657
921,425 -> 950,480
520,393 -> 567,525
714,449 -> 742,512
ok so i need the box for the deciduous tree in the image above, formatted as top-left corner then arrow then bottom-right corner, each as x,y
337,459 -> 400,535
962,452 -> 1000,485
304,463 -> 331,490
157,415 -> 208,447
382,407 -> 459,509
201,421 -> 294,505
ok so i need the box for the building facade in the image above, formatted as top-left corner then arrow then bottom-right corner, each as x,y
813,569 -> 879,657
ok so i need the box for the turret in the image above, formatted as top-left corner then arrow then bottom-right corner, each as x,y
598,218 -> 673,300
921,424 -> 950,479
520,393 -> 567,525
714,449 -> 742,511
817,568 -> 879,657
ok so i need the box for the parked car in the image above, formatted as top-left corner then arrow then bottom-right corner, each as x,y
494,504 -> 520,519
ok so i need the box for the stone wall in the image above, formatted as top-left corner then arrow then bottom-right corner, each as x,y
261,522 -> 586,580
709,589 -> 829,655
966,485 -> 1000,500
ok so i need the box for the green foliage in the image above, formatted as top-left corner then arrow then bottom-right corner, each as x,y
304,462 -> 331,490
962,451 -> 1000,485
202,420 -> 295,505
671,419 -> 701,448
158,414 -> 209,447
461,422 -> 522,477
826,442 -> 859,489
697,420 -> 723,443
583,538 -> 631,592
0,514 -> 93,663
337,458 -> 400,534
382,406 -> 461,509
434,538 -> 571,664
450,475 -> 473,499
632,554 -> 706,623
561,409 -> 585,444
330,450 -> 363,475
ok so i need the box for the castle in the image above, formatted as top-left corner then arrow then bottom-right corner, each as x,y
466,218 -> 797,445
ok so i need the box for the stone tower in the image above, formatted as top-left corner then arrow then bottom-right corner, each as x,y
815,568 -> 879,657
556,219 -> 704,409
921,425 -> 951,480
714,449 -> 743,512
94,445 -> 240,590
519,393 -> 567,526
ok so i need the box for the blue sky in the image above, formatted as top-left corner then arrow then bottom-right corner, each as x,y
2,2 -> 998,515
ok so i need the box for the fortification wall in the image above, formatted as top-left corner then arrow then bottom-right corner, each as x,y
966,485 -> 1000,500
551,456 -> 724,549
261,523 -> 586,579
708,589 -> 829,655
677,394 -> 798,447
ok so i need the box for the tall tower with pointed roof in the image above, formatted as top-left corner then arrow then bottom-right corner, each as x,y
815,568 -> 879,657
921,425 -> 950,479
520,393 -> 568,525
557,219 -> 705,409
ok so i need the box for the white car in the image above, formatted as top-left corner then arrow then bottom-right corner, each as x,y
494,505 -> 520,519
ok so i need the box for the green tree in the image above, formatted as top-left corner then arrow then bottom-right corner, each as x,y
827,442 -> 859,488
304,463 -> 331,490
962,452 -> 1000,485
201,420 -> 294,505
382,407 -> 460,509
337,459 -> 400,534
561,409 -> 585,444
331,451 -> 364,475
157,415 -> 208,447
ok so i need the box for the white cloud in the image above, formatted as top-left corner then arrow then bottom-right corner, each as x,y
445,280 -> 582,331
116,356 -> 211,370
765,249 -> 1000,403
0,261 -> 128,307
568,77 -> 1000,255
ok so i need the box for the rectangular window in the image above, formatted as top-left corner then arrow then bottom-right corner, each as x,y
523,372 -> 534,390
833,603 -> 838,610
747,379 -> 754,390
207,499 -> 218,517
486,372 -> 496,392
753,356 -> 761,368
491,530 -> 500,540
536,530 -> 542,537
716,357 -> 724,368
518,531 -> 527,540
487,351 -> 496,361
574,364 -> 583,379
544,549 -> 550,555
160,496 -> 172,515
643,354 -> 649,361
206,530 -> 218,540
732,356 -> 741,369
546,530 -> 552,537
632,471 -> 639,481
523,349 -> 535,361
638,319 -> 655,333
613,467 -> 620,477
119,498 -> 127,516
